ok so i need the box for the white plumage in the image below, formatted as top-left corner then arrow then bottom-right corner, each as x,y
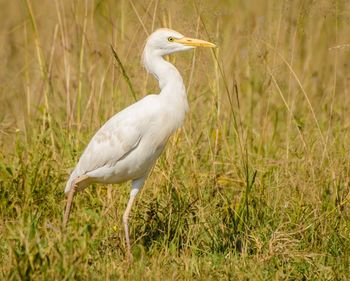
63,28 -> 215,260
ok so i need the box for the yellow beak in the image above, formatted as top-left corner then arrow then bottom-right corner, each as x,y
174,37 -> 216,48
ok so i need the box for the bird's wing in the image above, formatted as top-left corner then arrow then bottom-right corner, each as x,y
66,94 -> 161,191
76,117 -> 142,175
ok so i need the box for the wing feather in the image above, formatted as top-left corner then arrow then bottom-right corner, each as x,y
65,95 -> 160,193
78,122 -> 141,173
65,118 -> 142,193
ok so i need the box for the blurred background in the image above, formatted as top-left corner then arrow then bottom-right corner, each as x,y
1,0 -> 349,144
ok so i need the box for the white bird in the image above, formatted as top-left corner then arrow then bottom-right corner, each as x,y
63,28 -> 215,259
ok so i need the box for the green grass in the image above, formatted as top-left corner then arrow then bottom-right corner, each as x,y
1,0 -> 350,280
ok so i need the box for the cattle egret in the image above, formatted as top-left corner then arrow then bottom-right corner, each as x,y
63,28 -> 216,259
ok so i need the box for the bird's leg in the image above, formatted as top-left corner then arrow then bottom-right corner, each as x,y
122,176 -> 147,261
63,175 -> 89,228
63,184 -> 77,228
123,193 -> 137,261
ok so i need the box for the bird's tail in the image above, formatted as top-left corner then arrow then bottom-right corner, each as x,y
65,167 -> 91,195
65,168 -> 80,195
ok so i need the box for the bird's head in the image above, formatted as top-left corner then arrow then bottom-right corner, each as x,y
144,28 -> 216,56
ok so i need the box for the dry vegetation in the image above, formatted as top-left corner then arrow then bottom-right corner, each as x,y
1,0 -> 350,280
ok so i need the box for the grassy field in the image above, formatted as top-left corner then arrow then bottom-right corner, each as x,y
1,0 -> 350,279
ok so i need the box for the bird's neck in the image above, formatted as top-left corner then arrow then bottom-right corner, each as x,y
143,49 -> 188,100
142,47 -> 189,130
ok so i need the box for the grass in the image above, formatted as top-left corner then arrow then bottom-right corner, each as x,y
1,0 -> 350,279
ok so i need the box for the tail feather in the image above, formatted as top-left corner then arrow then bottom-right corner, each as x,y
65,166 -> 91,195
65,168 -> 80,195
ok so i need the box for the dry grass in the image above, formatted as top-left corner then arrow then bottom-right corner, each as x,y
1,0 -> 350,280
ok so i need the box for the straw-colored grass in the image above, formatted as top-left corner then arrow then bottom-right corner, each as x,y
1,0 -> 350,280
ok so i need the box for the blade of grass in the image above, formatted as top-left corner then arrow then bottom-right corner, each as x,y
110,45 -> 137,101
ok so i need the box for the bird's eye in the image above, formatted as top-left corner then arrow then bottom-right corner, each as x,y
168,37 -> 174,42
